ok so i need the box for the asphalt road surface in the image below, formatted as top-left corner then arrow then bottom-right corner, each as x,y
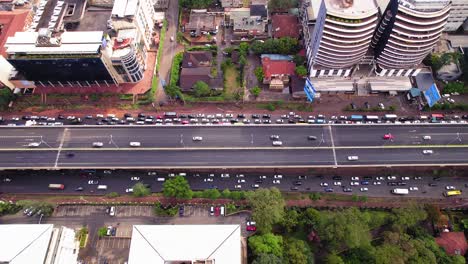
0,125 -> 467,168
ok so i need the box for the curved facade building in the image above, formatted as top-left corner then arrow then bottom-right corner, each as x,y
372,0 -> 451,71
307,0 -> 379,77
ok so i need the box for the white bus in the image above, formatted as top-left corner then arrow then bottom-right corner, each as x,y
365,115 -> 379,122
384,114 -> 398,120
391,188 -> 409,195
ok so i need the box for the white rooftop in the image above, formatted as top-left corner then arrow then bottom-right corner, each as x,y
325,0 -> 379,18
112,0 -> 139,18
128,225 -> 242,264
0,224 -> 54,264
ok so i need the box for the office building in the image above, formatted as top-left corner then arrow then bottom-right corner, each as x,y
445,0 -> 468,32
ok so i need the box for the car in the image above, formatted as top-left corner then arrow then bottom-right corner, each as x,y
88,180 -> 98,185
360,187 -> 369,192
178,206 -> 184,217
209,206 -> 214,216
66,153 -> 75,158
387,182 -> 397,186
324,187 -> 334,192
270,135 -> 280,140
350,181 -> 360,186
246,221 -> 257,231
397,182 -> 407,186
274,175 -> 283,179
387,176 -> 397,180
298,175 -> 307,180
433,177 -> 441,181
28,142 -> 41,148
401,177 -> 410,181
348,156 -> 359,161
204,178 -> 213,182
221,173 -> 230,178
75,187 -> 84,191
320,182 -> 329,187
423,135 -> 431,140
237,179 -> 246,183
148,172 -> 157,176
273,180 -> 281,184
259,175 -> 266,179
272,141 -> 282,146
130,176 -> 140,181
308,136 -> 317,140
251,114 -> 260,119
414,176 -> 422,180
351,177 -> 359,181
294,181 -> 302,186
255,179 -> 263,184
373,181 -> 381,185
445,186 -> 456,190
3,178 -> 11,182
409,187 -> 419,191
376,176 -> 385,181
361,181 -> 369,185
333,176 -> 343,181
236,174 -> 244,178
290,186 -> 299,191
383,133 -> 394,140
92,142 -> 104,148
276,119 -> 284,124
428,183 -> 437,187
334,181 -> 342,186
422,149 -> 433,155
234,185 -> 242,189
125,188 -> 133,193
251,184 -> 260,189
192,136 -> 203,141
343,187 -> 353,192
129,142 -> 141,147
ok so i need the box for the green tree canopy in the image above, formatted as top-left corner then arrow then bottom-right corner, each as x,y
202,188 -> 221,200
162,176 -> 193,199
444,82 -> 466,94
268,0 -> 297,11
283,237 -> 313,264
250,38 -> 300,55
247,187 -> 285,233
193,81 -> 211,97
295,65 -> 307,76
391,204 -> 427,232
0,88 -> 14,111
251,86 -> 262,98
252,253 -> 282,264
132,182 -> 151,197
179,0 -> 213,8
248,233 -> 283,258
254,67 -> 264,83
281,209 -> 300,233
326,253 -> 345,264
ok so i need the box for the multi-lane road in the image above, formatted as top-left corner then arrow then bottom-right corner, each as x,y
0,125 -> 467,168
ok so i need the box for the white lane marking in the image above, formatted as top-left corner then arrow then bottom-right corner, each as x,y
328,125 -> 338,166
54,128 -> 68,168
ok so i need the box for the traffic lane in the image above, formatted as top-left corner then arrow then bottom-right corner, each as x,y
62,126 -> 331,148
55,149 -> 335,167
0,151 -> 57,167
333,125 -> 468,146
0,128 -> 64,148
337,147 -> 468,165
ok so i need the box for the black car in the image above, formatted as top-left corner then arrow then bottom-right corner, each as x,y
343,187 -> 352,192
262,114 -> 271,119
138,113 -> 146,118
111,227 -> 117,236
255,180 -> 263,184
75,187 -> 84,191
237,114 -> 245,118
66,153 -> 75,158
294,181 -> 302,186
124,113 -> 132,118
179,206 -> 184,217
179,114 -> 187,118
429,183 -> 438,187
96,121 -> 104,125
288,119 -> 296,124
251,114 -> 260,119
290,186 -> 299,191
433,177 -> 441,181
85,115 -> 93,119
57,115 -> 65,120
333,176 -> 343,181
387,182 -> 397,186
363,176 -> 372,180
188,114 -> 196,118
397,182 -> 407,186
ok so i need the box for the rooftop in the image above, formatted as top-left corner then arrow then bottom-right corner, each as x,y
182,51 -> 213,68
250,4 -> 267,17
399,0 -> 451,11
127,225 -> 242,264
0,224 -> 54,264
271,14 -> 300,38
436,232 -> 468,256
186,11 -> 216,31
324,0 -> 379,18
262,57 -> 296,79
0,8 -> 31,56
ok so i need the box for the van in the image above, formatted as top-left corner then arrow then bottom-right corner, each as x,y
423,135 -> 431,140
157,178 -> 166,182
97,185 -> 108,190
109,206 -> 115,216
220,206 -> 225,216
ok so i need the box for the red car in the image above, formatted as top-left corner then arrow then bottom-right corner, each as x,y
383,134 -> 394,140
214,207 -> 220,216
181,120 -> 189,125
246,225 -> 257,231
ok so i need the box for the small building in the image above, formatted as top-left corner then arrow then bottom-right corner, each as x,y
127,225 -> 242,264
229,6 -> 268,37
220,0 -> 242,8
436,232 -> 468,256
262,57 -> 296,90
182,51 -> 213,68
154,0 -> 169,10
414,72 -> 441,107
185,10 -> 217,37
271,14 -> 300,39
437,62 -> 463,81
179,51 -> 213,91
290,75 -> 306,98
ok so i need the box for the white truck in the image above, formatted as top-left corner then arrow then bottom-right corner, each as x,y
391,188 -> 409,195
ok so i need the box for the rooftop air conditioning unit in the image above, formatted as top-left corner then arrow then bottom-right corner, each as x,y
117,38 -> 124,42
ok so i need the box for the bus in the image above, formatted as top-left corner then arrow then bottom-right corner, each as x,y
443,190 -> 462,197
391,188 -> 409,195
48,184 -> 65,190
164,112 -> 177,118
384,114 -> 398,121
365,115 -> 380,122
350,115 -> 363,121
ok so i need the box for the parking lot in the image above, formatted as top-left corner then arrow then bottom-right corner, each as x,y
53,205 -> 153,218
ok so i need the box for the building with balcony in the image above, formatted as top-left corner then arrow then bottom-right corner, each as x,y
445,0 -> 468,32
371,0 -> 451,77
306,0 -> 380,78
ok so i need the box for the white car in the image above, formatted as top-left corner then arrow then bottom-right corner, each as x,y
192,136 -> 203,141
445,186 -> 456,190
351,177 -> 359,181
360,187 -> 369,192
125,188 -> 133,193
204,178 -> 213,182
273,180 -> 281,184
168,173 -> 176,177
237,179 -> 246,183
422,149 -> 433,155
333,182 -> 342,186
376,176 -> 385,181
272,141 -> 283,146
92,142 -> 104,148
348,156 -> 359,161
270,135 -> 280,140
259,175 -> 267,179
401,177 -> 410,181
373,181 -> 381,185
387,176 -> 397,180
28,142 -> 40,148
409,187 -> 419,191
423,135 -> 431,140
350,182 -> 360,186
320,182 -> 329,187
234,185 -> 242,189
236,174 -> 244,178
88,180 -> 98,185
221,174 -> 230,178
129,142 -> 141,147
274,175 -> 283,179
130,177 -> 140,181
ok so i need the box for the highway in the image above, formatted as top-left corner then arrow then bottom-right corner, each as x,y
0,125 -> 467,168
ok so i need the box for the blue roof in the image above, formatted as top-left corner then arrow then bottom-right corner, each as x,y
260,54 -> 293,61
424,83 -> 441,107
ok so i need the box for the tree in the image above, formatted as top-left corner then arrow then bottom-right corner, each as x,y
193,81 -> 211,97
283,237 -> 313,264
179,0 -> 213,8
444,82 -> 466,94
269,0 -> 297,11
374,244 -> 405,264
248,233 -> 284,258
162,176 -> 193,199
254,67 -> 264,83
133,182 -> 151,197
301,207 -> 322,228
295,65 -> 307,76
251,86 -> 262,98
98,227 -> 108,238
346,246 -> 376,264
221,189 -> 231,198
281,209 -> 300,233
202,188 -> 221,200
326,253 -> 345,264
252,253 -> 282,264
391,204 -> 427,232
0,88 -> 14,111
247,188 -> 285,233
250,38 -> 300,55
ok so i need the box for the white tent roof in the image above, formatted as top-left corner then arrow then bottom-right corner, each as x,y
128,225 -> 241,264
0,224 -> 53,264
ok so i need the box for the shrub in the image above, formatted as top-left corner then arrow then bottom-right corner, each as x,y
106,192 -> 119,198
254,67 -> 264,83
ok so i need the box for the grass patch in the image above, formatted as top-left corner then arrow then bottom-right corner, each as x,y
183,94 -> 225,102
256,101 -> 314,112
119,94 -> 133,101
153,202 -> 178,217
77,227 -> 88,248
223,65 -> 242,100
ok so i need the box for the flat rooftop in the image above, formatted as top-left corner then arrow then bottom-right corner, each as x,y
325,0 -> 379,18
69,8 -> 112,32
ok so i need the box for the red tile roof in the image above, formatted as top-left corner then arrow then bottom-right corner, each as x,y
0,9 -> 31,57
262,57 -> 296,79
271,14 -> 300,39
436,232 -> 468,256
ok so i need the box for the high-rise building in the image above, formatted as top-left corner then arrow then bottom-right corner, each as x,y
371,0 -> 451,75
445,0 -> 468,32
306,0 -> 379,78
